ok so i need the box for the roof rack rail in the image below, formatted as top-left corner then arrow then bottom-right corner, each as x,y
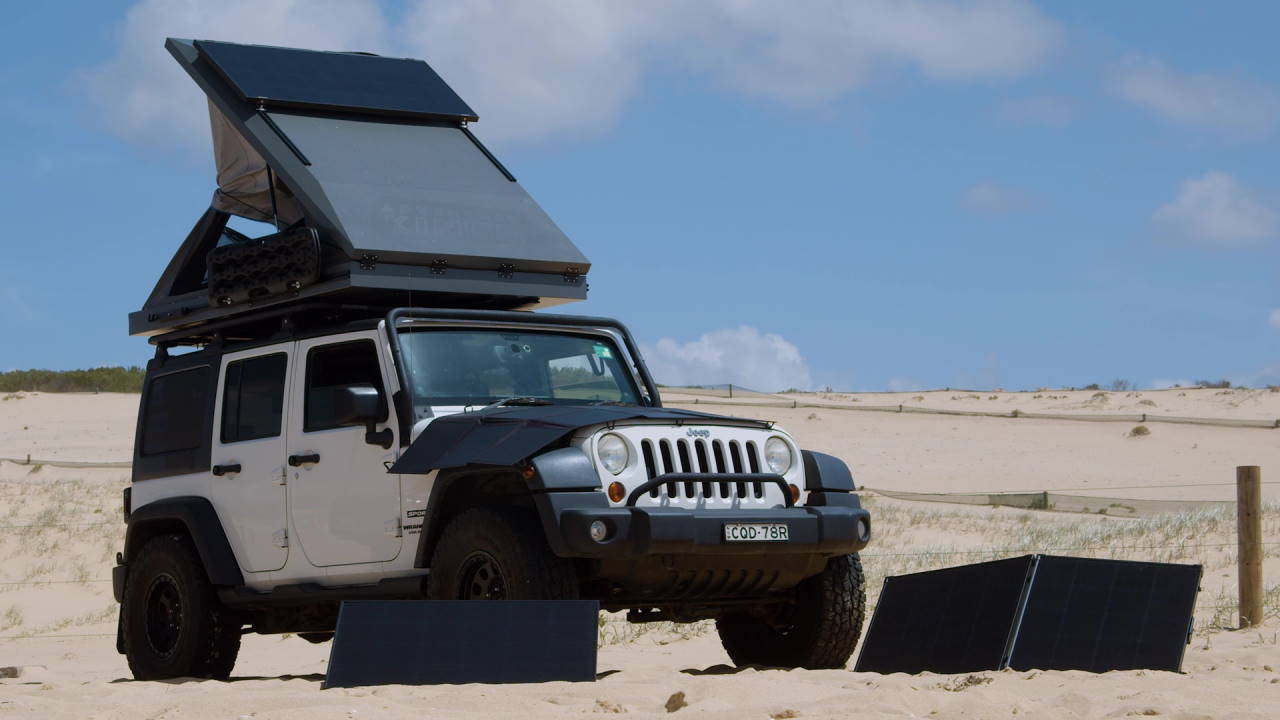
152,302 -> 391,351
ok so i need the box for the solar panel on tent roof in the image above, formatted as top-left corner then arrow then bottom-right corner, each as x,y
195,40 -> 478,121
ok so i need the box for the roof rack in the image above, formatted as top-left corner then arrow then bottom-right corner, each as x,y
131,39 -> 590,338
151,302 -> 392,352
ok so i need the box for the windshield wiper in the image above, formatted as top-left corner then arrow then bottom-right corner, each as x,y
589,400 -> 634,406
486,396 -> 554,408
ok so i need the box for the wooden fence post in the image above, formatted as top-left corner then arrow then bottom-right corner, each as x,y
1237,465 -> 1263,628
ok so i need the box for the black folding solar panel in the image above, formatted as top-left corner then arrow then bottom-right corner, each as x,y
855,555 -> 1201,675
263,110 -> 583,272
1008,556 -> 1201,673
854,556 -> 1033,674
195,40 -> 477,121
323,600 -> 599,687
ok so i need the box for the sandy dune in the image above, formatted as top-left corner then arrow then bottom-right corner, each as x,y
1,388 -> 1277,718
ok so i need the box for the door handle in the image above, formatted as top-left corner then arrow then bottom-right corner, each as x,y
211,463 -> 242,476
288,453 -> 321,467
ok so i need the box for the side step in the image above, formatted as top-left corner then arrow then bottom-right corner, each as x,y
219,575 -> 427,608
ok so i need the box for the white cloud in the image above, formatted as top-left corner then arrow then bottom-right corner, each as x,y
1269,309 -> 1280,330
400,0 -> 667,146
959,181 -> 1028,214
78,0 -> 391,153
642,326 -> 814,392
1110,57 -> 1280,139
83,0 -> 1060,150
666,0 -> 1060,106
1152,171 -> 1277,248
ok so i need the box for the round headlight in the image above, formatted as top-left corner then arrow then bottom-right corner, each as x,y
764,437 -> 793,475
597,433 -> 629,475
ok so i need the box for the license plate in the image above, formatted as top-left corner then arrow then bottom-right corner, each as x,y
724,523 -> 789,542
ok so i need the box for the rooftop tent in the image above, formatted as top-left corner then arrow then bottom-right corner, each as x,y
131,39 -> 590,338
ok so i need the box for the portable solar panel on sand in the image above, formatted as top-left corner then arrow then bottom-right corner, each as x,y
323,600 -> 599,687
854,555 -> 1201,675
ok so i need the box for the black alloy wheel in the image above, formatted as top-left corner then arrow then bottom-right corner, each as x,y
459,551 -> 508,599
143,573 -> 184,657
427,506 -> 578,601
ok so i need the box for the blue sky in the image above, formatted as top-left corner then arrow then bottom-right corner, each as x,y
2,1 -> 1278,391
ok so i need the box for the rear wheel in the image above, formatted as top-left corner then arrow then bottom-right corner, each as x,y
427,507 -> 578,600
121,534 -> 242,680
716,553 -> 866,669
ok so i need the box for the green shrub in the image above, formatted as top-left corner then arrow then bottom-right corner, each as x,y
0,366 -> 145,393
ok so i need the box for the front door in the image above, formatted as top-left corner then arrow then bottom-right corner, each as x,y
210,346 -> 292,573
287,332 -> 402,567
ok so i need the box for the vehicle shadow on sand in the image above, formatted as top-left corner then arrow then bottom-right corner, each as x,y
680,663 -> 775,676
110,673 -> 326,684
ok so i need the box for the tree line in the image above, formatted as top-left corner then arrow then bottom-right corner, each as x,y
0,366 -> 146,393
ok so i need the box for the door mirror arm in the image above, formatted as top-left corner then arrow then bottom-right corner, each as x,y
365,425 -> 394,449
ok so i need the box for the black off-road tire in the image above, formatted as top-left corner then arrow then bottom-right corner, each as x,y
427,507 -> 578,600
716,553 -> 866,669
121,534 -> 242,680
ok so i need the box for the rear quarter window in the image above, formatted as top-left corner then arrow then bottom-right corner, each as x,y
141,366 -> 212,456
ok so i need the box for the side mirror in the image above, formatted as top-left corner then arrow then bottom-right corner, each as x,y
323,384 -> 383,427
310,384 -> 394,449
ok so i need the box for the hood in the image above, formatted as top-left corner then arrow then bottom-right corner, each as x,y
389,405 -> 771,474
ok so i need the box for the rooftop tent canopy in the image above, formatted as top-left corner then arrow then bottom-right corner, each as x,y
133,39 -> 590,338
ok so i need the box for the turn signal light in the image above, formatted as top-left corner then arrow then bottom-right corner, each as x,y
788,483 -> 801,504
608,481 -> 626,503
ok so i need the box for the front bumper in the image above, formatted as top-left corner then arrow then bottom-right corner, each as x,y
537,491 -> 871,558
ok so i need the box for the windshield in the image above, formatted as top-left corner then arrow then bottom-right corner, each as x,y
398,328 -> 642,408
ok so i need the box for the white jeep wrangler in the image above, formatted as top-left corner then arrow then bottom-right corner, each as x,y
114,38 -> 872,680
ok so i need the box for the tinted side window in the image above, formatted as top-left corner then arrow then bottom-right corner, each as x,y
141,367 -> 211,456
305,341 -> 386,432
221,353 -> 288,443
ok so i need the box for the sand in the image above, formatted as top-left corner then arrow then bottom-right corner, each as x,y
1,387 -> 1277,718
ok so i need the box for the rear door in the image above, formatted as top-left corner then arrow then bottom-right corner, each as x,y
286,332 -> 402,567
210,345 -> 292,573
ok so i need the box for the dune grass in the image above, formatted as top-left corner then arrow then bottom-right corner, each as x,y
2,467 -> 1275,642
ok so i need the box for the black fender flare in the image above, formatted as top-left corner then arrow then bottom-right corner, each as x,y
118,496 -> 244,601
412,447 -> 605,567
801,450 -> 857,493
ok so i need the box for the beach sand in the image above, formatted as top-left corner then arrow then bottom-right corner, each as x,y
1,387 -> 1276,718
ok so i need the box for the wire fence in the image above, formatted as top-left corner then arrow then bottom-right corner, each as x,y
663,389 -> 1280,430
861,540 -> 1279,559
0,457 -> 131,469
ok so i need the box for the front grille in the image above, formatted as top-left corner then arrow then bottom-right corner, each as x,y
639,438 -> 766,501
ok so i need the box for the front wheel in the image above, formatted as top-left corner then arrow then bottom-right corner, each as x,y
427,507 -> 579,600
120,534 -> 242,680
716,553 -> 866,669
